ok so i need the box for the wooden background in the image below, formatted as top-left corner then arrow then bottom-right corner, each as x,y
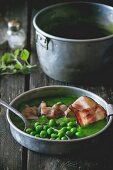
0,0 -> 113,169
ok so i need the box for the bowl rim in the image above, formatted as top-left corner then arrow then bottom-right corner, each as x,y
7,85 -> 113,143
33,1 -> 113,42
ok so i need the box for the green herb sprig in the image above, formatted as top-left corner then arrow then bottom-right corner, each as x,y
0,49 -> 37,75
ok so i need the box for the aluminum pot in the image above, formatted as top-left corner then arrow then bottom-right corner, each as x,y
6,86 -> 113,155
33,2 -> 113,83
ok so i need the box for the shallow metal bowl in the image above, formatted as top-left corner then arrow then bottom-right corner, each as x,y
6,86 -> 113,155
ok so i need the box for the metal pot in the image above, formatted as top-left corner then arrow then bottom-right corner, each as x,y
33,2 -> 113,83
6,86 -> 113,155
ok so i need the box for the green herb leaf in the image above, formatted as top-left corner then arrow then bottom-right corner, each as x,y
14,63 -> 22,69
0,48 -> 37,75
20,49 -> 30,62
1,53 -> 13,63
14,49 -> 20,59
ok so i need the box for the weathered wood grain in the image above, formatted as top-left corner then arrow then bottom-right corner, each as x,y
1,0 -> 113,169
0,1 -> 28,170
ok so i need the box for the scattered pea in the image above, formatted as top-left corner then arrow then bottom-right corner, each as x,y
26,128 -> 32,134
56,137 -> 61,140
35,125 -> 43,133
67,122 -> 75,127
49,119 -> 57,127
58,131 -> 65,138
43,125 -> 49,130
47,127 -> 54,135
50,138 -> 55,140
51,133 -> 57,138
40,130 -> 48,138
35,134 -> 40,138
60,127 -> 67,133
24,114 -> 88,140
60,122 -> 67,127
61,136 -> 68,140
76,131 -> 84,137
66,131 -> 73,137
67,126 -> 72,131
34,122 -> 40,127
30,131 -> 36,136
70,127 -> 77,134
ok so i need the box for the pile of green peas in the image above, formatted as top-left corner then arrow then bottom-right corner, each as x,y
25,116 -> 84,140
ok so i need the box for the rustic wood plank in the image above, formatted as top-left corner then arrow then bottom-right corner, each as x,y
0,1 -> 28,170
0,75 -> 25,170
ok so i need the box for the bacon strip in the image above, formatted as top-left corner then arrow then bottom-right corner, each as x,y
22,105 -> 38,119
40,101 -> 67,118
65,96 -> 107,126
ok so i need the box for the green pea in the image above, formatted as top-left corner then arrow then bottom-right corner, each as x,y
70,127 -> 77,134
40,130 -> 48,138
61,136 -> 68,140
41,115 -> 46,118
66,131 -> 73,137
35,134 -> 40,138
78,126 -> 83,131
49,119 -> 56,127
64,118 -> 70,123
50,138 -> 55,140
60,127 -> 67,133
58,131 -> 65,138
51,133 -> 57,138
67,122 -> 75,127
34,122 -> 40,127
76,131 -> 84,137
67,126 -> 72,131
35,125 -> 43,133
43,125 -> 49,130
30,131 -> 36,136
53,129 -> 58,134
47,127 -> 54,135
26,128 -> 33,134
56,137 -> 61,140
60,122 -> 67,127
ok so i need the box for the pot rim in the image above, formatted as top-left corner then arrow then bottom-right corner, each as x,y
6,85 -> 113,143
33,1 -> 113,42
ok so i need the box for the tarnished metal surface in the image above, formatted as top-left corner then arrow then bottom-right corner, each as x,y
33,2 -> 113,83
6,86 -> 113,154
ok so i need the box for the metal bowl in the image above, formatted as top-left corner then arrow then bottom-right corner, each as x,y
6,86 -> 113,155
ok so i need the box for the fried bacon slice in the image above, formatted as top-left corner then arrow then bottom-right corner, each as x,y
65,96 -> 107,126
22,105 -> 38,119
40,101 -> 67,118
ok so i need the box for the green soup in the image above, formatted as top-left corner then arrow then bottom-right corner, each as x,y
10,95 -> 107,139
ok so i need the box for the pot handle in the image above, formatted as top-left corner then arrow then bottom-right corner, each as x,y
107,104 -> 113,117
36,31 -> 49,50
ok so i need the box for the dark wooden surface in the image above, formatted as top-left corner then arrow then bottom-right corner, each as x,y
1,0 -> 113,170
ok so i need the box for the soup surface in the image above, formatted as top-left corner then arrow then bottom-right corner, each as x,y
48,23 -> 112,39
11,95 -> 107,140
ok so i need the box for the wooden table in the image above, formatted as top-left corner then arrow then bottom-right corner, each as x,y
1,0 -> 113,169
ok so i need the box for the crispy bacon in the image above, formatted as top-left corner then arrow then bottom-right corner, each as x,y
65,96 -> 107,126
22,105 -> 38,119
40,101 -> 51,115
40,101 -> 67,118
